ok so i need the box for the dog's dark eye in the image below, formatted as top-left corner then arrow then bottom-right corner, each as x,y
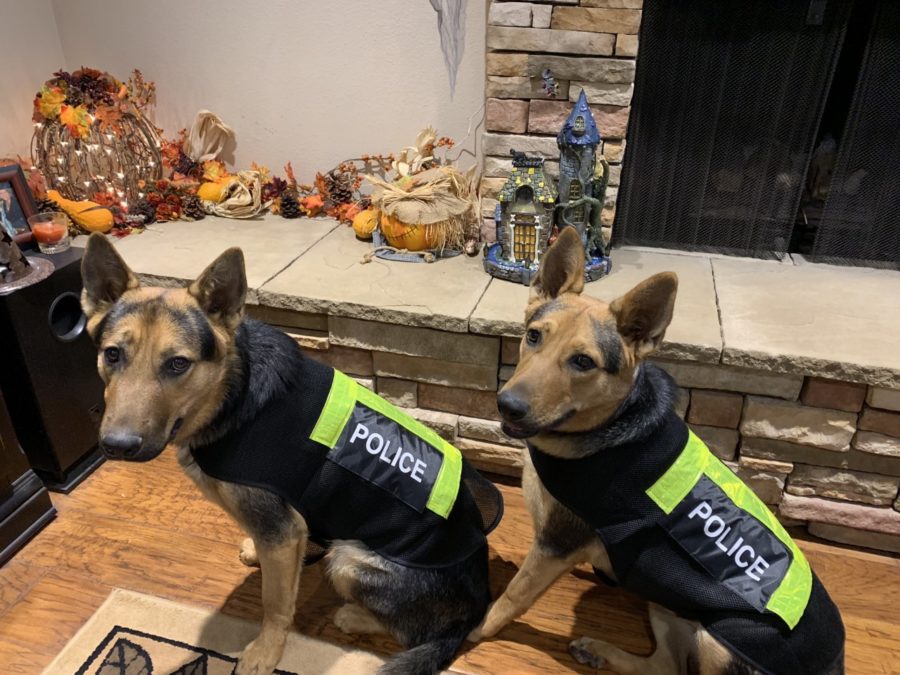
570,354 -> 597,372
104,347 -> 120,366
166,357 -> 192,375
525,328 -> 541,346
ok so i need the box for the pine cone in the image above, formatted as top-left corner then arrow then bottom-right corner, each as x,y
182,195 -> 206,221
174,152 -> 200,178
325,170 -> 353,206
280,191 -> 302,219
35,197 -> 60,214
129,199 -> 156,225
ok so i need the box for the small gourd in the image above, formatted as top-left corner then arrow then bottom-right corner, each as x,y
352,208 -> 379,241
47,189 -> 114,233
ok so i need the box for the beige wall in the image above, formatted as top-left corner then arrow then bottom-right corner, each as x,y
0,0 -> 66,159
46,0 -> 486,177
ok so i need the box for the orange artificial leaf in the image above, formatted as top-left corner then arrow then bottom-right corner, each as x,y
284,161 -> 297,188
94,105 -> 124,133
59,104 -> 92,139
314,172 -> 328,196
337,202 -> 362,224
300,194 -> 325,217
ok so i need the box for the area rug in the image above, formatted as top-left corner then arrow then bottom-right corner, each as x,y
44,588 -> 386,674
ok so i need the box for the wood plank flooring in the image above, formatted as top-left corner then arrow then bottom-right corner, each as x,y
0,451 -> 898,674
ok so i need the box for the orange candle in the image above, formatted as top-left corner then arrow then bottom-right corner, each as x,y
32,221 -> 68,244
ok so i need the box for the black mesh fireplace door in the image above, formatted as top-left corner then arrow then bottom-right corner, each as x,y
613,0 -> 849,258
810,1 -> 900,268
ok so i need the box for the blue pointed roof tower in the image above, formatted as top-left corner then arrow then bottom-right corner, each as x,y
558,89 -> 601,148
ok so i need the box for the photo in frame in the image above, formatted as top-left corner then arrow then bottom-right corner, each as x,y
0,164 -> 38,248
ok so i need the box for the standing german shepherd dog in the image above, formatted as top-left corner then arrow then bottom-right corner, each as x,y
470,228 -> 845,675
80,233 -> 497,675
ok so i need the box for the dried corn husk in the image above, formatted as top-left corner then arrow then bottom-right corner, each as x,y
207,170 -> 270,219
183,110 -> 234,162
367,165 -> 477,251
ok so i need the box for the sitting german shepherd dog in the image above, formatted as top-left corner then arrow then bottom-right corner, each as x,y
470,228 -> 844,675
80,234 -> 501,675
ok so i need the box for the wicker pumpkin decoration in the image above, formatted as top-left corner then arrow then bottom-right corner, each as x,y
379,212 -> 439,251
352,208 -> 379,241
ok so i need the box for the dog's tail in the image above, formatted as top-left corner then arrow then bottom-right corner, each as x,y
378,634 -> 466,675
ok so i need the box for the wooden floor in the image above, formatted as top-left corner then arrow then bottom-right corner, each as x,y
0,452 -> 898,675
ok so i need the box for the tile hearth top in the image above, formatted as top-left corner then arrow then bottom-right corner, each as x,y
76,215 -> 900,386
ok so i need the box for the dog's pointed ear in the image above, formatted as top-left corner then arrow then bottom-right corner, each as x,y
609,272 -> 678,359
188,247 -> 246,330
530,226 -> 585,301
81,233 -> 140,319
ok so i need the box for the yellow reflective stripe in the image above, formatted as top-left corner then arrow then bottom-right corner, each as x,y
310,371 -> 461,519
703,456 -> 812,629
355,385 -> 462,519
646,431 -> 708,513
310,371 -> 358,448
646,431 -> 812,629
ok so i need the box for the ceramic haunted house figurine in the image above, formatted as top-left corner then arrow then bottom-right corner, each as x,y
483,151 -> 557,284
556,89 -> 611,280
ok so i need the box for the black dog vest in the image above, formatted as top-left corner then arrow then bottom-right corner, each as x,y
191,357 -> 502,569
530,410 -> 844,675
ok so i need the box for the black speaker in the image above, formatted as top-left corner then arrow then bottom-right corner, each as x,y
0,247 -> 105,491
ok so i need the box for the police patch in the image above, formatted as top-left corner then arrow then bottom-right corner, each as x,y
659,475 -> 792,614
326,403 -> 443,513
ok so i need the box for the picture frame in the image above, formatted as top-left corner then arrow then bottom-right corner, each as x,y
0,164 -> 38,248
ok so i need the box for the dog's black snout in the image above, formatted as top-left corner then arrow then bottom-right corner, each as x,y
101,431 -> 143,459
497,390 -> 530,421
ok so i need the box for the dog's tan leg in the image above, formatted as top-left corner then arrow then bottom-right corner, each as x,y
236,533 -> 307,675
696,629 -> 734,675
470,544 -> 575,641
333,603 -> 389,635
239,537 -> 260,567
569,604 -> 692,674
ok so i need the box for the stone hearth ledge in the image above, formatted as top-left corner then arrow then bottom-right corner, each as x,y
713,257 -> 900,388
258,223 -> 491,333
76,216 -> 900,387
470,248 -> 723,364
75,214 -> 340,305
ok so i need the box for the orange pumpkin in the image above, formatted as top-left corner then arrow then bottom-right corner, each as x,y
352,208 -> 379,241
379,212 -> 437,251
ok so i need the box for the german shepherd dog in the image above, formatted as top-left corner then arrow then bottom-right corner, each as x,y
470,228 -> 844,674
80,234 -> 491,675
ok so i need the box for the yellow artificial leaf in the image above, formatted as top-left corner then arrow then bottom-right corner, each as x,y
59,104 -> 92,139
38,86 -> 66,120
250,162 -> 272,185
202,159 -> 231,183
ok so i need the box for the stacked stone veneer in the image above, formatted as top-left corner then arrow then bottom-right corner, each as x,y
480,0 -> 640,238
248,304 -> 900,555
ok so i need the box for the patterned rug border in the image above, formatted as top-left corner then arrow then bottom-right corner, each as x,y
44,588 -> 386,674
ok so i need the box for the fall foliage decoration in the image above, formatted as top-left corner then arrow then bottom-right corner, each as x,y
31,68 -> 162,213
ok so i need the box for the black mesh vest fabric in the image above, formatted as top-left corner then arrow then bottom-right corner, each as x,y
191,356 -> 502,569
529,411 -> 844,675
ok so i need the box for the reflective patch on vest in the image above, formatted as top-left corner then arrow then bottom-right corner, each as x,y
659,474 -> 792,615
327,402 -> 443,513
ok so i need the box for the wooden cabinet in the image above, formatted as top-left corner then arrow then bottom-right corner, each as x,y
0,388 -> 55,565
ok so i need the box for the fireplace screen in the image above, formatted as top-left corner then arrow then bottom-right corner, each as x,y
809,1 -> 900,268
613,0 -> 850,258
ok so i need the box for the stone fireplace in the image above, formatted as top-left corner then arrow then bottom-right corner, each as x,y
481,0 -> 639,241
482,0 -> 900,268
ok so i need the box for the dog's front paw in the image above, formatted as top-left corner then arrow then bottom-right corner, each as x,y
466,623 -> 484,643
235,636 -> 281,675
239,537 -> 259,567
569,637 -> 606,669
